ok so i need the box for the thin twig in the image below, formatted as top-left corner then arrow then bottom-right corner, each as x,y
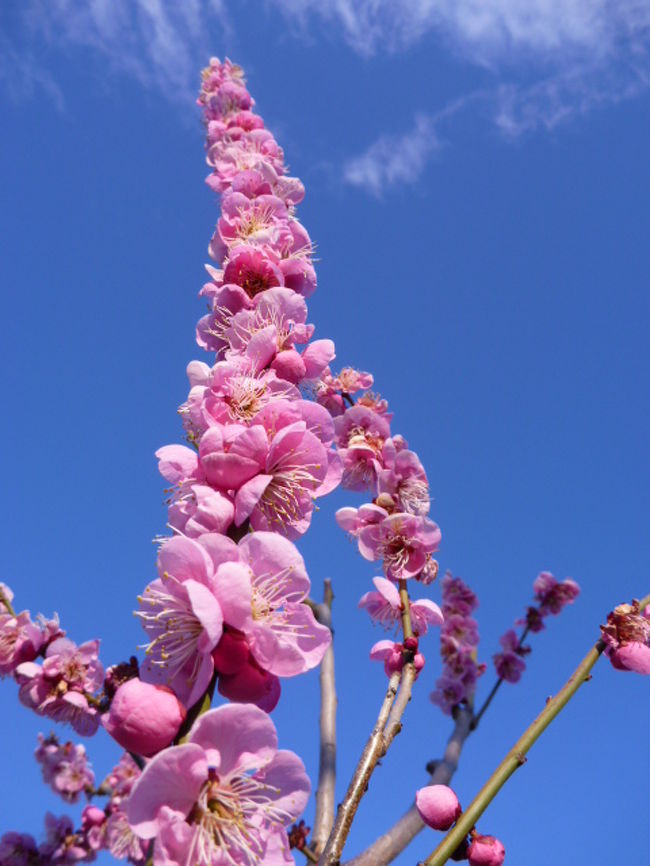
421,636 -> 620,864
344,707 -> 474,866
471,625 -> 530,730
317,670 -> 401,866
312,580 -> 337,856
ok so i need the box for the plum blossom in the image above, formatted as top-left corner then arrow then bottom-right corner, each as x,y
137,536 -> 224,707
468,833 -> 506,866
370,639 -> 425,677
358,577 -> 443,634
357,512 -> 441,581
334,405 -> 390,490
35,734 -> 94,803
492,630 -> 527,684
16,639 -> 103,736
127,704 -> 310,866
212,532 -> 331,678
0,610 -> 44,677
601,600 -> 650,674
532,572 -> 580,617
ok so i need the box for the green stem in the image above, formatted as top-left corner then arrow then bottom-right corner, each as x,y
421,593 -> 650,866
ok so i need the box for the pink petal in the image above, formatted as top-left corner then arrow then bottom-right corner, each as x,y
235,474 -> 273,525
127,744 -> 207,837
157,537 -> 213,586
189,704 -> 277,777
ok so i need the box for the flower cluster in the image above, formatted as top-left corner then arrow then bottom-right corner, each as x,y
35,734 -> 95,804
601,600 -> 650,674
430,573 -> 485,714
493,572 -> 580,684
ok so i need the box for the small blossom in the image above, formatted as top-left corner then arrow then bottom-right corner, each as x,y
601,601 -> 650,674
358,577 -> 443,634
467,833 -> 506,866
35,734 -> 95,803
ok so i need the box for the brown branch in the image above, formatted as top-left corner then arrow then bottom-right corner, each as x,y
345,707 -> 474,866
317,670 -> 402,866
311,580 -> 338,856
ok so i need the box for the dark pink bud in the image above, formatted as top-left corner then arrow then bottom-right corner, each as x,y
212,629 -> 250,676
403,636 -> 419,652
102,678 -> 186,757
217,656 -> 281,712
415,785 -> 462,830
468,834 -> 505,866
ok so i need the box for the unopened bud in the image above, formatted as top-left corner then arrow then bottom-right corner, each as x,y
467,834 -> 505,866
415,785 -> 462,831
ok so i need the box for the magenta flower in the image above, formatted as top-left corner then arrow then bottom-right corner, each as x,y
416,785 -> 462,831
468,833 -> 506,866
137,536 -> 224,707
370,640 -> 425,676
127,704 -> 310,866
533,572 -> 580,616
492,630 -> 527,684
358,513 -> 441,580
358,577 -> 443,634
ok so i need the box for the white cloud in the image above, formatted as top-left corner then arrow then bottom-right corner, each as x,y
343,114 -> 442,197
272,0 -> 650,64
17,0 -> 231,101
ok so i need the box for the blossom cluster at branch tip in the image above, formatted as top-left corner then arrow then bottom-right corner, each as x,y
601,600 -> 650,674
430,573 -> 485,715
493,572 -> 580,684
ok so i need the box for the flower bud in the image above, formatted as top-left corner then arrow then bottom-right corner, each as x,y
217,656 -> 281,712
467,834 -> 505,866
212,629 -> 250,676
102,678 -> 186,757
415,785 -> 462,831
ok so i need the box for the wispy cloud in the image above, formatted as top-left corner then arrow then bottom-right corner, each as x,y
9,0 -> 231,103
343,114 -> 442,197
0,34 -> 64,110
272,0 -> 650,64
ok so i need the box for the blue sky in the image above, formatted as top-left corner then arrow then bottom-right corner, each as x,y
1,2 -> 648,864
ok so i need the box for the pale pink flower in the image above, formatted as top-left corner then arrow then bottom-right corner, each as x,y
378,444 -> 430,516
104,812 -> 147,862
127,704 -> 310,866
358,577 -> 443,634
415,785 -> 462,831
137,536 -> 224,707
102,678 -> 186,758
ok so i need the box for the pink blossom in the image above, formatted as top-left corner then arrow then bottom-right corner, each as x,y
233,420 -> 336,538
415,785 -> 462,831
210,193 -> 293,261
377,445 -> 430,516
0,833 -> 40,866
35,734 -> 94,803
127,704 -> 310,866
16,639 -> 103,736
213,532 -> 331,677
219,245 -> 284,297
104,812 -> 147,863
601,601 -> 650,674
533,572 -> 580,616
358,513 -> 441,580
370,640 -> 425,676
334,405 -> 390,490
137,536 -> 224,707
39,814 -> 92,864
468,834 -> 506,866
0,610 -> 43,676
358,577 -> 443,634
102,679 -> 186,757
